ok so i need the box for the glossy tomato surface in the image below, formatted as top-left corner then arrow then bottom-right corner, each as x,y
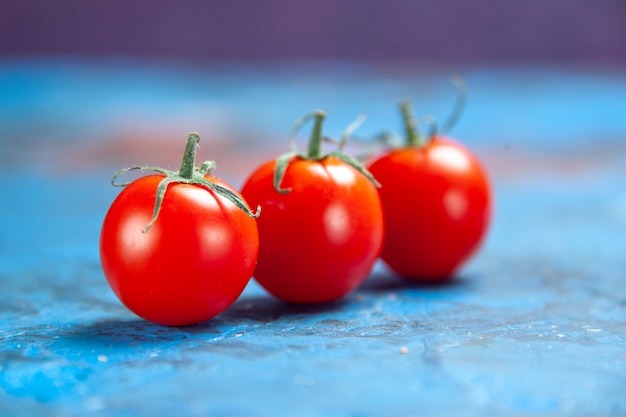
367,136 -> 491,281
241,156 -> 384,304
100,174 -> 259,326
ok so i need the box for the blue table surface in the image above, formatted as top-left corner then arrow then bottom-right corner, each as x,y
1,60 -> 626,417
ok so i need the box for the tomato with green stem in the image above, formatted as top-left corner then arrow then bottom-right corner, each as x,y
367,83 -> 491,281
100,133 -> 260,326
241,111 -> 384,303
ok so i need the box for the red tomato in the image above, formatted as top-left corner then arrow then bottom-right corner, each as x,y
241,111 -> 384,303
367,103 -> 491,282
100,133 -> 259,326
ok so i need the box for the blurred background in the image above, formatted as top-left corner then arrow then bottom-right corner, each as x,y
1,0 -> 625,181
2,0 -> 624,64
2,0 -> 625,63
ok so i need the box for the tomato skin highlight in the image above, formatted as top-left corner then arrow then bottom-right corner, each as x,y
367,136 -> 491,281
100,174 -> 259,326
241,156 -> 384,304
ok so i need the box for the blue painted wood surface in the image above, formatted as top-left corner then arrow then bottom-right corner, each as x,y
1,60 -> 625,416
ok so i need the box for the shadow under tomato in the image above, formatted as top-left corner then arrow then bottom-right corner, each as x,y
57,317 -> 224,348
358,269 -> 474,295
220,294 -> 351,324
57,294 -> 350,348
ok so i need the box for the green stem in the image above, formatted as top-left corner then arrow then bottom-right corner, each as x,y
179,132 -> 200,179
400,101 -> 424,147
306,110 -> 327,159
440,74 -> 467,135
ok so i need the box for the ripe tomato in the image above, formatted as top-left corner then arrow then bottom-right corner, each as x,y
241,111 -> 384,303
367,101 -> 491,281
100,133 -> 259,326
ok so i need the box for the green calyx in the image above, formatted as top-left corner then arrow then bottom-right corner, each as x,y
112,132 -> 260,233
398,74 -> 468,149
400,100 -> 427,147
273,110 -> 381,194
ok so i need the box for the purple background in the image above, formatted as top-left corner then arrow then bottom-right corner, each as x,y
1,0 -> 625,65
